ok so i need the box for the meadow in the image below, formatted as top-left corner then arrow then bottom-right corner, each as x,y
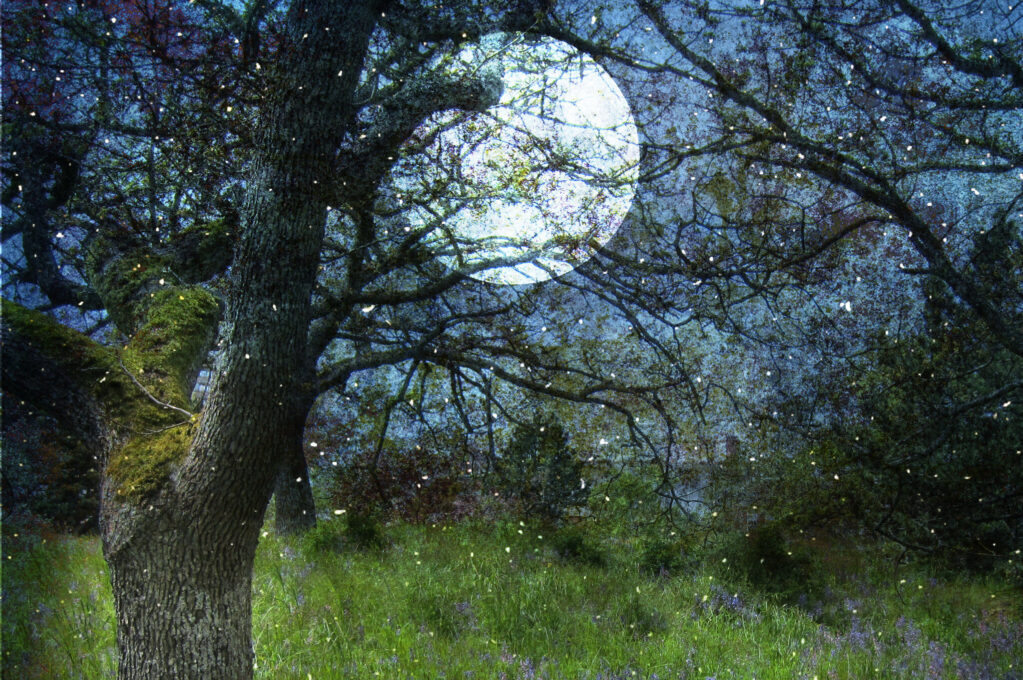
2,513 -> 1021,680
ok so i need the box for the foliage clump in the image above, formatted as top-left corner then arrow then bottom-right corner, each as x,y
495,415 -> 587,523
638,536 -> 691,578
1,403 -> 99,532
344,510 -> 386,551
712,523 -> 819,597
328,445 -> 469,523
551,524 -> 607,567
301,520 -> 345,554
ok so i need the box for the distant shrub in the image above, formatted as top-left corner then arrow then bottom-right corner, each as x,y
713,524 -> 818,596
302,520 -> 344,554
327,445 -> 471,524
345,510 -> 386,550
1,404 -> 99,532
638,537 -> 690,577
551,525 -> 607,567
732,296 -> 1023,570
585,466 -> 666,537
495,416 -> 587,523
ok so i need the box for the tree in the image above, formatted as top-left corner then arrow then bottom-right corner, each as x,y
4,1 -> 677,676
3,0 -> 460,676
5,0 -> 1020,676
497,414 -> 588,523
573,0 -> 1022,555
623,0 -> 1021,357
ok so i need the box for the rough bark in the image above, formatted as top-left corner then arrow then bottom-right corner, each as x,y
106,518 -> 255,679
96,2 -> 382,678
274,439 -> 318,535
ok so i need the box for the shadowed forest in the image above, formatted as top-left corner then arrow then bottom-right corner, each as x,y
2,0 -> 1021,678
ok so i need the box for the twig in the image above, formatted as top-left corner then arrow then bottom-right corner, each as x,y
142,419 -> 194,436
118,356 -> 195,420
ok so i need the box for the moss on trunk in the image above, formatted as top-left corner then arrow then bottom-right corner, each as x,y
3,286 -> 218,503
121,286 -> 220,407
106,421 -> 197,501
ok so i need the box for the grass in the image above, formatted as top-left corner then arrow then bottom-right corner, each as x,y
2,517 -> 1021,679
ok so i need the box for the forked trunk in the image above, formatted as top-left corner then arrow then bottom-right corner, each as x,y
98,2 -> 381,678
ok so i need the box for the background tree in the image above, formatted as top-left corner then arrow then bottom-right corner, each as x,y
599,0 -> 1022,555
496,414 -> 588,523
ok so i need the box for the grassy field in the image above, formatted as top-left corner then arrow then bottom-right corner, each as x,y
2,516 -> 1020,679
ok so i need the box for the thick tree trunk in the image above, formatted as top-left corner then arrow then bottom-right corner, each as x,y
274,442 -> 318,535
106,520 -> 257,679
99,3 -> 381,678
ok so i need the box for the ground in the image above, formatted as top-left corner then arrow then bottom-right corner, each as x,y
2,516 -> 1020,679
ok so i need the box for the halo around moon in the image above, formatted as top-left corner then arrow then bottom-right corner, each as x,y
386,33 -> 641,285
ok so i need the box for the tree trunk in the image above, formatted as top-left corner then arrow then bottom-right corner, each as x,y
274,396 -> 318,535
106,517 -> 258,679
99,3 -> 381,678
275,446 -> 318,535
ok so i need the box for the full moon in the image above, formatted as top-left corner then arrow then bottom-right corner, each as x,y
387,33 -> 640,285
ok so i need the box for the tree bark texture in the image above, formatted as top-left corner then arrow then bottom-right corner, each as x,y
274,441 -> 318,535
106,518 -> 255,679
99,2 -> 383,678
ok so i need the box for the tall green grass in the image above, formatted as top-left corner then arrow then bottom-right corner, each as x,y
3,518 -> 1020,679
2,532 -> 117,679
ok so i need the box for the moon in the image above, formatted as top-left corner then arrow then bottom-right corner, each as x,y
389,33 -> 641,286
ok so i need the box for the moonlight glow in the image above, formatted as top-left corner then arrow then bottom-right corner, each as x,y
390,34 -> 640,285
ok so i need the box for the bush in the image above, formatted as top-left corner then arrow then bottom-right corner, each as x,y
551,525 -> 607,567
0,402 -> 99,532
345,510 -> 386,550
713,524 -> 818,596
585,466 -> 666,537
638,537 -> 690,577
495,415 -> 587,523
701,274 -> 1023,571
326,445 -> 471,524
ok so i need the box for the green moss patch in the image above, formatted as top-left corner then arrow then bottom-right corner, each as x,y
122,286 -> 219,406
3,296 -> 215,504
84,244 -> 174,333
2,301 -> 128,407
106,420 -> 196,501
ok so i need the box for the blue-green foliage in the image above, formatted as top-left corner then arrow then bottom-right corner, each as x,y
495,415 -> 588,523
